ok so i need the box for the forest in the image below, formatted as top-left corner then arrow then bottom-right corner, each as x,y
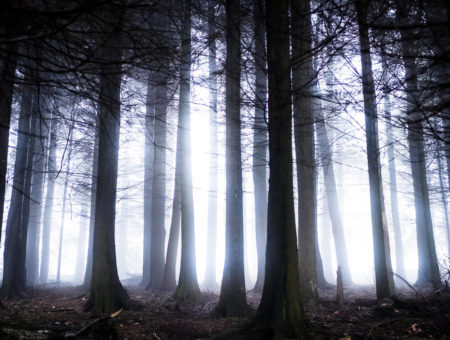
0,0 -> 449,338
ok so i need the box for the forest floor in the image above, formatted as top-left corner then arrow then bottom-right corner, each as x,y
0,282 -> 450,339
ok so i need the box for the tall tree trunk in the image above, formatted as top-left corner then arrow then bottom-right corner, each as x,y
251,0 -> 268,293
160,137 -> 182,292
56,134 -> 73,283
2,82 -> 35,299
204,0 -> 219,292
355,0 -> 395,300
0,43 -> 17,246
321,67 -> 353,286
26,93 -> 49,286
40,108 -> 57,284
436,143 -> 450,258
251,0 -> 312,337
396,0 -> 441,288
141,76 -> 154,287
216,0 -> 247,317
83,119 -> 99,289
117,187 -> 128,278
173,0 -> 201,302
383,82 -> 406,279
84,8 -> 130,313
148,70 -> 168,290
74,204 -> 88,282
291,0 -> 318,306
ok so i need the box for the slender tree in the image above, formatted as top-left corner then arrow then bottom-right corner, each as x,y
204,0 -> 219,292
2,81 -> 35,298
395,0 -> 441,288
291,0 -> 318,305
74,204 -> 88,282
355,0 -> 395,300
173,0 -> 201,301
216,0 -> 247,317
251,0 -> 268,293
141,76 -> 154,287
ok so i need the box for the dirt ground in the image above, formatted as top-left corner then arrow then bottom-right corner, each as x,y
0,283 -> 449,339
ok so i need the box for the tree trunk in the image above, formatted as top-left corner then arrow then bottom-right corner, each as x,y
148,69 -> 168,290
382,77 -> 406,279
40,108 -> 58,284
251,0 -> 268,293
173,0 -> 201,302
74,204 -> 88,282
160,138 -> 181,292
2,82 -> 35,299
84,10 -> 130,313
291,0 -> 318,306
321,67 -> 353,286
56,134 -> 73,283
26,93 -> 49,286
117,186 -> 128,279
141,76 -> 154,287
204,0 -> 219,292
396,0 -> 441,288
436,142 -> 450,258
216,0 -> 247,317
0,43 -> 17,246
83,119 -> 99,289
251,0 -> 312,337
355,0 -> 395,300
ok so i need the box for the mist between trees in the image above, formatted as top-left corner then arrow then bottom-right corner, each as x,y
0,0 -> 449,337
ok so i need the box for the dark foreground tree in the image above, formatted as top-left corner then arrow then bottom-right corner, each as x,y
245,0 -> 312,337
215,0 -> 247,317
173,0 -> 201,302
355,0 -> 395,301
84,6 -> 130,313
291,0 -> 318,306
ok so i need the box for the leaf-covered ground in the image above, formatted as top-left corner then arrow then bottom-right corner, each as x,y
0,284 -> 449,339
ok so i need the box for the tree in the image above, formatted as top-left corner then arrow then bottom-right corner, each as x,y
84,5 -> 130,313
173,0 -> 201,302
249,0 -> 312,337
215,0 -> 247,317
141,76 -> 154,287
2,79 -> 35,298
40,108 -> 57,284
251,0 -> 268,293
291,0 -> 318,305
204,0 -> 219,292
355,0 -> 395,301
395,0 -> 441,288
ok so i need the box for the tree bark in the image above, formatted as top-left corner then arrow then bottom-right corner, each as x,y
291,0 -> 318,306
141,76 -> 154,287
56,133 -> 73,283
173,0 -> 201,302
251,0 -> 312,337
355,0 -> 395,300
204,0 -> 219,292
251,0 -> 268,293
216,0 -> 247,317
2,81 -> 35,299
26,92 -> 49,286
396,0 -> 441,288
0,43 -> 17,246
84,8 -> 130,313
83,118 -> 99,289
160,137 -> 181,292
40,108 -> 57,284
